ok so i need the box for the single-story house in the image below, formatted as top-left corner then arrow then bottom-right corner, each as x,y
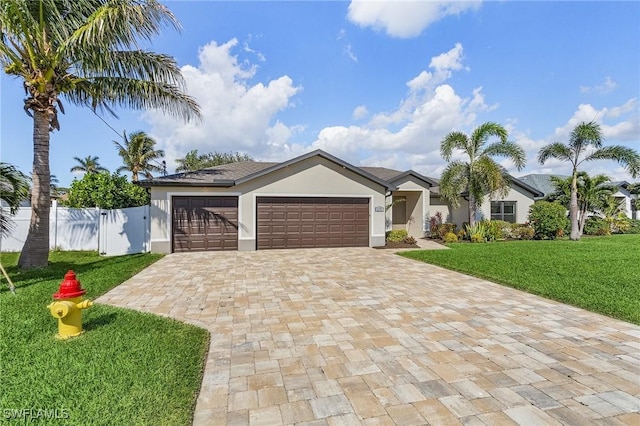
139,150 -> 540,253
519,174 -> 637,219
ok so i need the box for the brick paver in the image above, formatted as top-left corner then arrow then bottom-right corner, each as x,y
97,247 -> 640,425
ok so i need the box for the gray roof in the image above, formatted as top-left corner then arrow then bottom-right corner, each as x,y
517,174 -> 568,197
138,150 -> 394,190
138,161 -> 278,187
360,167 -> 437,187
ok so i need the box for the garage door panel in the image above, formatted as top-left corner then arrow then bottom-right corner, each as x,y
172,196 -> 238,252
257,197 -> 369,249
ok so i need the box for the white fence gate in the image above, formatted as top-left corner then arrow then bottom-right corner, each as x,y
1,203 -> 149,256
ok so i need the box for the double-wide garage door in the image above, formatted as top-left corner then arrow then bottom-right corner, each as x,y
172,196 -> 238,252
257,197 -> 369,249
172,196 -> 370,252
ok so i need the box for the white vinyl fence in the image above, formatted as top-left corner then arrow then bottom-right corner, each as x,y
1,203 -> 149,256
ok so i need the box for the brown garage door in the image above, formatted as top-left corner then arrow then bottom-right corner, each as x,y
257,197 -> 369,249
172,196 -> 238,252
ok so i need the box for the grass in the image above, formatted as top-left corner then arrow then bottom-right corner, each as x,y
0,251 -> 210,425
400,235 -> 640,325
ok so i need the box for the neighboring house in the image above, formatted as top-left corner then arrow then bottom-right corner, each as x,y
139,150 -> 540,253
518,174 -> 568,200
519,173 -> 636,219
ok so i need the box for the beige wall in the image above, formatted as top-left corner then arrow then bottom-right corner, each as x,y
387,176 -> 431,239
481,185 -> 536,224
430,186 -> 535,231
150,156 -> 387,252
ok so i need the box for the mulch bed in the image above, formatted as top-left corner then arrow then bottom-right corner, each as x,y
375,241 -> 419,249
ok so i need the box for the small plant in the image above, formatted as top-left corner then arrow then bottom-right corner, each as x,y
470,232 -> 485,243
386,229 -> 409,242
627,219 -> 640,234
465,222 -> 488,243
429,212 -> 443,239
512,224 -> 534,240
528,201 -> 569,240
456,229 -> 466,240
443,232 -> 458,243
403,236 -> 417,245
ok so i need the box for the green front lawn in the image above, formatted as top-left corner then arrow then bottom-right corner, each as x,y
401,235 -> 640,325
0,252 -> 209,425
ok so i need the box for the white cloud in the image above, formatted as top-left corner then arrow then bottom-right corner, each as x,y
352,105 -> 369,120
429,42 -> 466,73
347,1 -> 482,38
308,43 -> 493,173
344,44 -> 358,62
580,76 -> 617,94
142,39 -> 301,170
515,99 -> 640,181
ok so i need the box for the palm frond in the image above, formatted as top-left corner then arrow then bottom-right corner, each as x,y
586,146 -> 640,178
440,131 -> 468,161
439,161 -> 468,208
537,142 -> 573,165
482,141 -> 526,171
570,121 -> 604,151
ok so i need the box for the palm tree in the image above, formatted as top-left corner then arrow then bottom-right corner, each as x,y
1,0 -> 200,268
439,122 -> 526,226
115,131 -> 165,182
538,121 -> 640,240
175,150 -> 253,172
0,163 -> 30,236
548,172 -> 613,237
71,155 -> 108,175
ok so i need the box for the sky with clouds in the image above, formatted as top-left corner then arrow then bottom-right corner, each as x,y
1,1 -> 639,187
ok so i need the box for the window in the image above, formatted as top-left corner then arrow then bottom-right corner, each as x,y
491,201 -> 516,223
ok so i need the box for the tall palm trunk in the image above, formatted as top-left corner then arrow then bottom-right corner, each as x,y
569,170 -> 580,240
18,111 -> 51,268
468,193 -> 477,227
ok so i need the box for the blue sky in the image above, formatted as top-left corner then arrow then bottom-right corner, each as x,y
1,1 -> 639,187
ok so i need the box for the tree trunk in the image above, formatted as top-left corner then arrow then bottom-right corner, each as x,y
468,193 -> 477,227
569,170 -> 580,240
18,110 -> 51,268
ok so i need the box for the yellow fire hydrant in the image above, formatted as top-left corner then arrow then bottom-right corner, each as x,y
48,270 -> 93,339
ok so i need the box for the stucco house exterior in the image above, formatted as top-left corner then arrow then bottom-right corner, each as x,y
139,150 -> 540,253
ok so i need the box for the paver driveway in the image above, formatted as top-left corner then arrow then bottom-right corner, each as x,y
97,248 -> 640,425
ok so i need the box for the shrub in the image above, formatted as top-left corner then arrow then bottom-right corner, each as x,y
512,225 -> 534,240
403,236 -> 417,245
528,201 -> 569,239
429,213 -> 443,239
456,229 -> 466,240
486,220 -> 510,241
607,213 -> 631,234
627,219 -> 640,234
584,217 -> 609,236
386,229 -> 409,242
437,223 -> 456,239
443,232 -> 458,243
465,222 -> 488,243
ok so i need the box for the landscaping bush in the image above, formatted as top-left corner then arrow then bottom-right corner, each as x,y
386,229 -> 409,242
456,229 -> 466,240
608,213 -> 631,234
403,236 -> 417,245
627,219 -> 640,234
465,222 -> 488,243
528,201 -> 569,239
437,223 -> 456,239
512,224 -> 534,240
486,220 -> 510,241
443,232 -> 458,243
584,217 -> 610,236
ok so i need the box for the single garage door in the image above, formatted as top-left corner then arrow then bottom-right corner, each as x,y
257,197 -> 369,249
172,196 -> 238,252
